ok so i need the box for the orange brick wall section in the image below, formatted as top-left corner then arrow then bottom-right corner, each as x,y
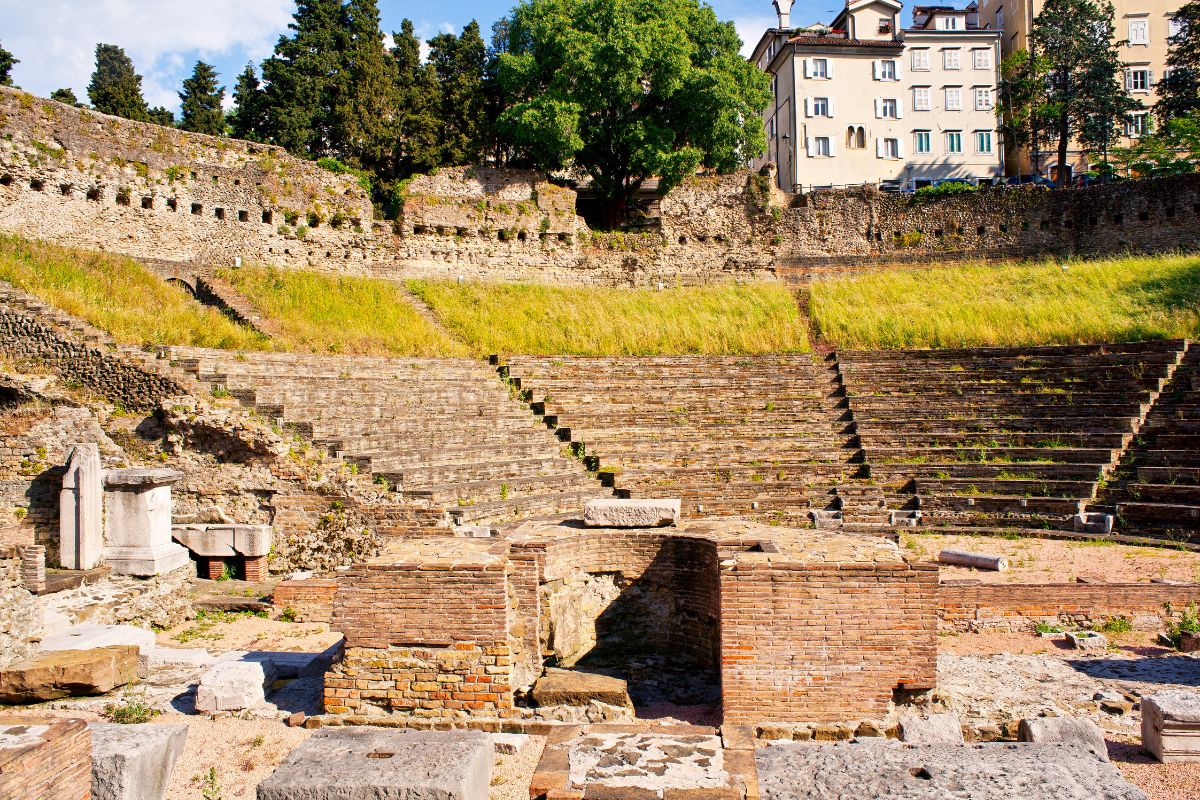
273,578 -> 338,623
720,562 -> 939,724
0,716 -> 92,800
939,582 -> 1200,631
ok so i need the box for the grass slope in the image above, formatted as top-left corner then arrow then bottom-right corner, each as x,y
218,265 -> 469,357
407,280 -> 810,355
0,235 -> 268,350
810,254 -> 1200,350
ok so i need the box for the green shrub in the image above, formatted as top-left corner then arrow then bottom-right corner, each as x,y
102,684 -> 158,724
1165,602 -> 1200,648
914,181 -> 978,200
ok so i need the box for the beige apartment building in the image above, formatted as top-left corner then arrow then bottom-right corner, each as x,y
751,0 -> 1004,192
979,0 -> 1182,175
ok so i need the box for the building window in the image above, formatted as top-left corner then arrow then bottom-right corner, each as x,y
846,125 -> 866,148
880,59 -> 897,80
913,86 -> 931,111
768,115 -> 777,140
881,98 -> 898,118
973,49 -> 991,70
974,87 -> 993,110
947,131 -> 963,153
814,137 -> 831,156
975,131 -> 993,153
945,87 -> 963,110
879,17 -> 893,34
943,49 -> 962,69
881,138 -> 901,158
1128,18 -> 1149,45
941,15 -> 961,30
813,58 -> 829,78
813,97 -> 830,116
1127,112 -> 1149,137
912,49 -> 930,70
1129,68 -> 1150,92
1169,17 -> 1183,38
915,130 -> 932,154
996,6 -> 1005,31
770,75 -> 777,97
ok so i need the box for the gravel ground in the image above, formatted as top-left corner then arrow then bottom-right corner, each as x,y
940,630 -> 1173,657
1109,735 -> 1200,800
491,735 -> 546,800
155,615 -> 342,654
160,715 -> 311,800
901,533 -> 1200,584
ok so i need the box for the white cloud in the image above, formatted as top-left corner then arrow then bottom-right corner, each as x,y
733,15 -> 777,56
0,0 -> 293,109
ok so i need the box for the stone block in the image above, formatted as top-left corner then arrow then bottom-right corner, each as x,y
532,670 -> 633,709
60,443 -> 104,570
90,723 -> 187,800
1074,513 -> 1114,535
1018,716 -> 1109,762
0,646 -> 139,703
41,623 -> 157,657
104,468 -> 190,577
1067,631 -> 1108,651
195,657 -> 277,712
257,728 -> 492,800
899,714 -> 964,744
583,499 -> 681,528
172,524 -> 273,558
490,733 -> 529,755
0,716 -> 93,800
1142,690 -> 1200,763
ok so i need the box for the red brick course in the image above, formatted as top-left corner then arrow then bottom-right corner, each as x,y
0,716 -> 92,800
273,578 -> 338,623
938,581 -> 1200,631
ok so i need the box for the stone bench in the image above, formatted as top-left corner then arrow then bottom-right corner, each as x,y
172,524 -> 272,581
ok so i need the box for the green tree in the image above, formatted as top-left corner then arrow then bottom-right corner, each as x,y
0,41 -> 17,87
330,0 -> 400,172
998,49 -> 1053,171
497,0 -> 771,226
428,21 -> 488,166
260,0 -> 346,156
179,61 -> 226,135
229,64 -> 268,141
87,44 -> 151,122
1157,2 -> 1200,123
50,88 -> 79,106
1028,0 -> 1137,185
147,107 -> 176,127
1112,111 -> 1200,173
391,19 -> 442,176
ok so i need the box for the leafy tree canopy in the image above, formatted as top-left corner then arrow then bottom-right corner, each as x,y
0,41 -> 17,87
50,88 -> 79,106
229,64 -> 268,141
88,44 -> 150,122
179,60 -> 226,135
1158,1 -> 1200,123
496,0 -> 770,225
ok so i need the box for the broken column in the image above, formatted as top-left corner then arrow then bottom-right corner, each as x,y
60,443 -> 104,570
103,468 -> 190,576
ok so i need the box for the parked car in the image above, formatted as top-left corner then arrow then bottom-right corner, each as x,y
1004,175 -> 1054,188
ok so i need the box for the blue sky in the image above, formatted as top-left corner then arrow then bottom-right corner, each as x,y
0,0 -> 844,114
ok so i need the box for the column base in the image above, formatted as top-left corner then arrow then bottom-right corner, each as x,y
104,543 -> 191,576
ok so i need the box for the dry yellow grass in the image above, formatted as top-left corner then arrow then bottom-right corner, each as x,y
810,254 -> 1200,349
406,280 -> 810,355
0,235 -> 268,349
218,265 -> 469,356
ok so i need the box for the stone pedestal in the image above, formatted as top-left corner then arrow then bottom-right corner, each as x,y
1142,690 -> 1200,762
60,444 -> 104,570
103,469 -> 189,577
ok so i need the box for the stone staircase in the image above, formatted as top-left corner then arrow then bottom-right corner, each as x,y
838,341 -> 1189,533
168,348 -> 604,525
1091,342 -> 1200,543
499,354 -> 856,525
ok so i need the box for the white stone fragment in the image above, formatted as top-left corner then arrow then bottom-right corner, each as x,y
899,714 -> 965,744
195,657 -> 277,712
583,499 -> 681,528
1018,716 -> 1109,762
1142,690 -> 1200,763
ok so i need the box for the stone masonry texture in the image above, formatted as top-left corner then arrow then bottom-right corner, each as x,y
0,716 -> 93,800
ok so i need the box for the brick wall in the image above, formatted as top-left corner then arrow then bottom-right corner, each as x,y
939,581 -> 1200,632
0,717 -> 91,800
272,578 -> 337,622
325,552 -> 515,717
719,560 -> 939,725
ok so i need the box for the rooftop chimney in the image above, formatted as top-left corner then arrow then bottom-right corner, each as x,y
773,0 -> 795,28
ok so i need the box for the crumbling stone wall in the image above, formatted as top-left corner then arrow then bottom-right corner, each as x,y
0,547 -> 40,669
0,717 -> 92,800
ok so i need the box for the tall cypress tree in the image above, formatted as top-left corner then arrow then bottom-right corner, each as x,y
179,61 -> 226,135
50,88 -> 79,106
330,0 -> 400,172
391,20 -> 443,175
230,64 -> 268,141
428,22 -> 488,166
0,41 -> 17,87
260,0 -> 346,157
1157,2 -> 1200,123
87,44 -> 150,122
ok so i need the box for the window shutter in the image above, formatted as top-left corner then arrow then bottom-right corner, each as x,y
876,138 -> 884,158
805,97 -> 812,117
828,97 -> 836,117
1124,69 -> 1131,90
897,139 -> 906,158
873,60 -> 881,80
875,98 -> 883,118
803,58 -> 811,78
827,60 -> 836,79
829,138 -> 838,156
895,62 -> 903,81
1149,69 -> 1155,85
806,137 -> 814,157
896,99 -> 905,119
